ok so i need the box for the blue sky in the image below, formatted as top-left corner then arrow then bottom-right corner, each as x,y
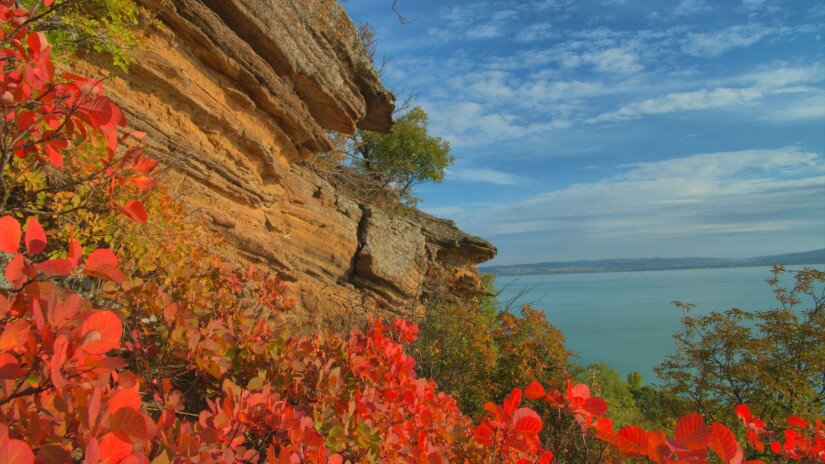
341,0 -> 825,265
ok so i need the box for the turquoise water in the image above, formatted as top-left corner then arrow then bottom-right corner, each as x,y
494,265 -> 823,385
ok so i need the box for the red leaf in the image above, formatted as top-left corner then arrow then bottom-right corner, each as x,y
78,96 -> 123,130
98,432 -> 132,464
675,414 -> 712,450
524,381 -> 546,400
111,407 -> 148,441
67,239 -> 82,268
34,259 -> 73,277
0,320 -> 30,351
24,217 -> 46,254
0,216 -> 21,253
513,408 -> 542,435
584,396 -> 608,416
50,335 -> 68,389
473,423 -> 494,446
0,439 -> 34,464
109,389 -> 141,414
83,249 -> 123,283
88,387 -> 102,428
616,425 -> 648,457
44,141 -> 63,168
594,417 -> 617,444
121,200 -> 147,223
5,253 -> 27,289
736,404 -> 750,423
503,388 -> 522,415
708,423 -> 741,463
787,416 -> 807,429
128,176 -> 155,191
646,431 -> 671,463
571,383 -> 591,400
133,157 -> 157,175
79,311 -> 123,354
0,353 -> 24,379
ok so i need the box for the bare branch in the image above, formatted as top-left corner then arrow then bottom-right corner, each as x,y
392,0 -> 414,24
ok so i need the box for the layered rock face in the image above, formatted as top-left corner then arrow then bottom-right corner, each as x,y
72,0 -> 496,325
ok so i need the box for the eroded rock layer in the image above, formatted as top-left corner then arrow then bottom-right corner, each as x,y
72,0 -> 496,326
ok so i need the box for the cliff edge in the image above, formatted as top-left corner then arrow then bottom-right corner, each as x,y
72,0 -> 496,326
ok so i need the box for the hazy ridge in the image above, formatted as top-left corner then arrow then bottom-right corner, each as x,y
481,249 -> 825,276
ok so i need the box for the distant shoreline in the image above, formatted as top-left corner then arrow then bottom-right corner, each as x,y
480,249 -> 825,276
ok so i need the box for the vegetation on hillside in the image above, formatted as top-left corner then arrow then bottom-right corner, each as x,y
0,2 -> 821,463
22,0 -> 145,71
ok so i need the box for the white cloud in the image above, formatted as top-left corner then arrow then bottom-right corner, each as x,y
559,42 -> 645,75
447,168 -> 527,185
763,94 -> 825,121
441,2 -> 492,28
465,24 -> 504,39
424,100 -> 571,147
589,65 -> 823,122
682,24 -> 776,57
672,0 -> 712,16
515,23 -> 559,42
589,87 -> 763,122
451,148 -> 825,241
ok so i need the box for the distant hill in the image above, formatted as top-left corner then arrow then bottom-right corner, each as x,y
480,249 -> 825,276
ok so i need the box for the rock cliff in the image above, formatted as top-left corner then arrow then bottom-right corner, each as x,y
72,0 -> 496,326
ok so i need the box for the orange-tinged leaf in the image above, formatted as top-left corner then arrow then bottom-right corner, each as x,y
0,216 -> 21,253
0,439 -> 34,464
83,249 -> 123,283
121,200 -> 147,223
24,217 -> 46,254
80,311 -> 123,354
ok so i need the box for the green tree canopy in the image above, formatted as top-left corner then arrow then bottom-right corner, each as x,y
354,106 -> 453,205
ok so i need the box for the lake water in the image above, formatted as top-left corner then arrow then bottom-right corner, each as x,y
494,265 -> 824,385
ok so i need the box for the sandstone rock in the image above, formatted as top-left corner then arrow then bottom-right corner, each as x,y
69,0 -> 495,326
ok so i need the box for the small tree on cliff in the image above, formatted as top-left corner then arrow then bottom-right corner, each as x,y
352,106 -> 453,206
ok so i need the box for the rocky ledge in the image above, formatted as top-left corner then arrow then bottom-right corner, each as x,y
70,0 -> 496,325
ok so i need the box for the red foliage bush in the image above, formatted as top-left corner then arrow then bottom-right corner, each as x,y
0,2 -> 821,463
